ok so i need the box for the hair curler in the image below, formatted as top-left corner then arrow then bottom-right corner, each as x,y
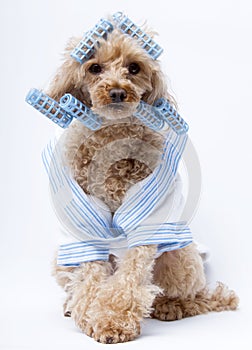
59,93 -> 102,130
133,100 -> 165,131
71,18 -> 114,64
153,98 -> 189,134
26,89 -> 102,130
25,88 -> 73,128
112,12 -> 163,60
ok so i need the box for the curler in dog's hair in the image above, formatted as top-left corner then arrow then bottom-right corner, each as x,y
113,12 -> 163,60
71,18 -> 114,64
154,98 -> 189,134
60,94 -> 102,130
134,100 -> 165,131
26,89 -> 73,128
26,89 -> 102,130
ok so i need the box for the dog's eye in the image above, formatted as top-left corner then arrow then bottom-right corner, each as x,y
128,63 -> 140,75
89,64 -> 102,74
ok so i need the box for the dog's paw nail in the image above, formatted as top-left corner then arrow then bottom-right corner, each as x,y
64,311 -> 72,317
106,337 -> 114,344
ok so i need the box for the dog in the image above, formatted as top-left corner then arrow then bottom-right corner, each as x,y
44,14 -> 239,344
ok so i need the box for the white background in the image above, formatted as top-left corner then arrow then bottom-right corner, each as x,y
0,0 -> 252,348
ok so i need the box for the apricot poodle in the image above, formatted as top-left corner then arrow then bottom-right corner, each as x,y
44,15 -> 239,344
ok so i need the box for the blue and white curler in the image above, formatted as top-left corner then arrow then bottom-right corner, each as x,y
59,94 -> 102,130
26,89 -> 73,128
112,12 -> 163,60
71,18 -> 114,64
26,89 -> 102,130
134,101 -> 165,131
154,98 -> 189,134
133,99 -> 189,134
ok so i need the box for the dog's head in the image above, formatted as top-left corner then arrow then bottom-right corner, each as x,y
48,21 -> 172,114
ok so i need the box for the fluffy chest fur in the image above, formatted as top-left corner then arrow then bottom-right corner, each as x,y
63,121 -> 164,212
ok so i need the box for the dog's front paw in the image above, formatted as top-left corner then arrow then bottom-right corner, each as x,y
91,318 -> 140,344
85,282 -> 143,343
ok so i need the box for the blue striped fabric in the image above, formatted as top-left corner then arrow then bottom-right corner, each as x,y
57,241 -> 110,265
113,132 -> 187,230
127,223 -> 192,248
42,129 -> 193,266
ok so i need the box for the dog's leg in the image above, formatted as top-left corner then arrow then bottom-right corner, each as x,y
86,245 -> 161,344
70,261 -> 113,333
52,259 -> 113,328
152,243 -> 239,320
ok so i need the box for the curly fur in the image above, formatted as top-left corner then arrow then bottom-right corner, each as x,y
49,20 -> 239,344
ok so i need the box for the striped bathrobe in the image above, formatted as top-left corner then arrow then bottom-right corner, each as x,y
42,129 -> 193,266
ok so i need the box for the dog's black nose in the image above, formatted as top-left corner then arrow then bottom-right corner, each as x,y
109,88 -> 127,103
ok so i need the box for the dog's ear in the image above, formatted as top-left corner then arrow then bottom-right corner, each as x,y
143,66 -> 177,107
46,37 -> 89,103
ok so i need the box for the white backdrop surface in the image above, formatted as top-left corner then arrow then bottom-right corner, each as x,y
0,0 -> 252,349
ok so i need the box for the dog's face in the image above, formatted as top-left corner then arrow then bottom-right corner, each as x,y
48,28 -> 168,112
83,30 -> 158,109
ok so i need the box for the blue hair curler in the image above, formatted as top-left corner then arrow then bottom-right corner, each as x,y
71,18 -> 114,64
26,89 -> 73,128
113,12 -> 163,60
60,94 -> 102,130
133,100 -> 165,131
153,98 -> 189,134
26,89 -> 102,130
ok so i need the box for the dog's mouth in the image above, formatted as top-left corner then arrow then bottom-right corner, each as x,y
93,102 -> 139,120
